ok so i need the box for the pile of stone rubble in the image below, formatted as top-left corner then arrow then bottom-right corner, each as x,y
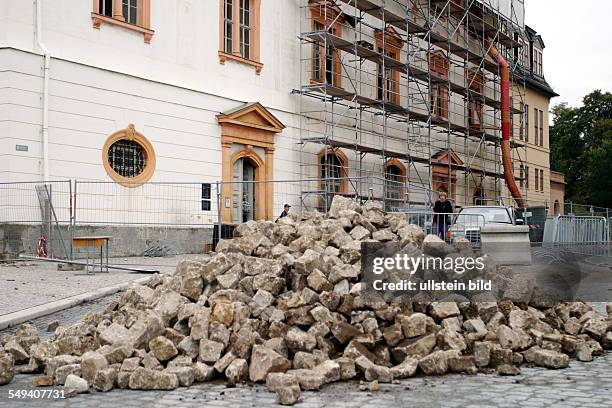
1,196 -> 611,405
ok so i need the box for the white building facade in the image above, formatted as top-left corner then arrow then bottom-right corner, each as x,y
1,0 -> 535,258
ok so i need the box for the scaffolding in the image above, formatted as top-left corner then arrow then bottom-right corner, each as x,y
295,0 -> 528,212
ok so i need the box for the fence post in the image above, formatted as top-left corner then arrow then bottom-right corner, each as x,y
216,181 -> 222,244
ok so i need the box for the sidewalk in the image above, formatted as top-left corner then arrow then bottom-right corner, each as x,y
0,255 -> 194,329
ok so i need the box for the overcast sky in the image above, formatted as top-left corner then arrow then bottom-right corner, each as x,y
525,0 -> 612,109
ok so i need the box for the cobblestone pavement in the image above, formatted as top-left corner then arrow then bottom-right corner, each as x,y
1,298 -> 612,408
0,255 -> 201,315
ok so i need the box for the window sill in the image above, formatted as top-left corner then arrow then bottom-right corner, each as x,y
92,13 -> 154,44
218,51 -> 263,75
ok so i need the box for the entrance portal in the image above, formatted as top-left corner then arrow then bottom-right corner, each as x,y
232,157 -> 257,224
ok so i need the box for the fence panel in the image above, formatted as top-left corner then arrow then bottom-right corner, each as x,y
543,215 -> 610,257
72,181 -> 220,258
0,181 -> 72,259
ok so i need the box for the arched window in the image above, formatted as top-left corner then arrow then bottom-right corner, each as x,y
320,153 -> 343,193
384,159 -> 406,211
318,148 -> 348,211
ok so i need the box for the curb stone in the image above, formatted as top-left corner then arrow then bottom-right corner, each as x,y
0,276 -> 153,330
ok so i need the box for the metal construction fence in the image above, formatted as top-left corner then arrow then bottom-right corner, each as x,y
1,178 -> 611,259
543,215 -> 610,257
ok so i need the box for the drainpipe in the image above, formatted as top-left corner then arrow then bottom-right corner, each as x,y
34,0 -> 50,181
485,41 -> 526,209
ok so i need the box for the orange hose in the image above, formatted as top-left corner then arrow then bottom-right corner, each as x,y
485,41 -> 526,208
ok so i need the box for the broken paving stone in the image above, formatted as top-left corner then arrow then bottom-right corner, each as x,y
286,369 -> 325,390
64,375 -> 89,397
368,380 -> 380,392
93,368 -> 117,392
523,347 -> 569,369
47,320 -> 60,333
193,362 -> 215,382
225,358 -> 248,385
164,366 -> 194,387
54,364 -> 81,385
149,336 -> 178,362
390,357 -> 418,379
99,323 -> 130,346
285,327 -> 316,352
418,351 -> 448,376
575,342 -> 593,362
32,375 -> 54,387
473,342 -> 491,367
198,340 -> 224,364
128,367 -> 179,390
497,364 -> 521,376
80,351 -> 108,385
266,372 -> 299,392
276,383 -> 301,406
313,360 -> 340,384
335,357 -> 357,380
428,303 -> 460,320
4,340 -> 29,364
248,345 -> 291,382
400,313 -> 431,338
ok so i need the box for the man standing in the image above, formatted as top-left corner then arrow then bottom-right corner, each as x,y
277,204 -> 291,221
433,191 -> 453,240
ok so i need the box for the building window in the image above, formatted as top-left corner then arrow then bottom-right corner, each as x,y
318,148 -> 348,204
519,165 -> 525,188
540,169 -> 545,192
539,109 -> 544,146
524,104 -> 529,143
431,85 -> 449,118
92,0 -> 153,43
468,101 -> 484,131
384,159 -> 406,211
430,52 -> 449,118
122,0 -> 138,25
467,68 -> 485,131
377,49 -> 400,104
430,51 -> 449,78
534,167 -> 539,192
518,102 -> 524,140
102,124 -> 156,187
239,0 -> 251,59
310,8 -> 342,87
376,29 -> 402,105
99,0 -> 113,17
525,166 -> 529,189
223,0 -> 233,53
533,48 -> 543,76
202,183 -> 212,211
534,107 -> 539,145
108,139 -> 145,178
219,0 -> 262,73
321,154 -> 343,193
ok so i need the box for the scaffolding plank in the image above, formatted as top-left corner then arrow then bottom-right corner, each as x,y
304,31 -> 407,73
336,0 -> 428,34
308,137 -> 507,179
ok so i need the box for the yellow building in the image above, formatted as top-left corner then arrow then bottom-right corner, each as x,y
513,26 -> 561,212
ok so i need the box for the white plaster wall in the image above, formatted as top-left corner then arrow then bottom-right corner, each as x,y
0,0 -> 516,217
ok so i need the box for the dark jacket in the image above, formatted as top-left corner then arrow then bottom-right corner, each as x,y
433,200 -> 453,224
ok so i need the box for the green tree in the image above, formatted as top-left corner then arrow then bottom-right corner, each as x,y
582,119 -> 612,207
550,90 -> 612,208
